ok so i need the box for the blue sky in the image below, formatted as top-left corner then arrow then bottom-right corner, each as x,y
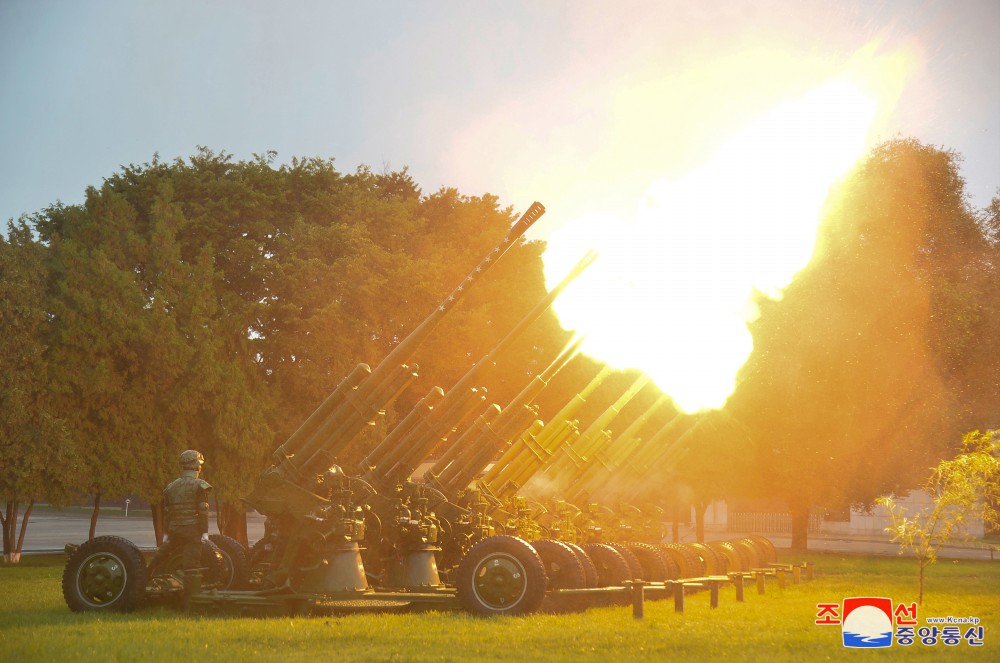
2,0 -> 998,237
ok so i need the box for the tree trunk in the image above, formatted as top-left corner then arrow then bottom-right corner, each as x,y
151,502 -> 165,547
7,502 -> 19,562
694,502 -> 706,543
789,503 -> 810,551
89,488 -> 101,541
217,500 -> 249,548
918,557 -> 926,605
13,500 -> 34,563
1,501 -> 14,560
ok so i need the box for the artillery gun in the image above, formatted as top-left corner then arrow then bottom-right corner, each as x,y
61,200 -> 789,618
63,203 -> 563,616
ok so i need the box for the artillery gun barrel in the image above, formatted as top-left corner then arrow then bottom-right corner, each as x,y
415,253 -> 595,481
269,203 -> 545,486
571,374 -> 651,460
538,365 -> 613,435
480,364 -> 611,497
428,337 -> 581,496
360,251 -> 596,487
625,412 -> 697,474
567,394 -> 674,503
523,374 -> 650,497
482,418 -> 547,500
602,412 -> 700,503
503,418 -> 579,493
621,410 -> 747,498
364,385 -> 487,491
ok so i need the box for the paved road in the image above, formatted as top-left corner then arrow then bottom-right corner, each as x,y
19,509 -> 266,552
15,510 -> 997,561
733,532 -> 997,561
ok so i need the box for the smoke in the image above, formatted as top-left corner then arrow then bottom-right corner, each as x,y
541,80 -> 879,413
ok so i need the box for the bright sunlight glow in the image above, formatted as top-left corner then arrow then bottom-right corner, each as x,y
543,78 -> 880,413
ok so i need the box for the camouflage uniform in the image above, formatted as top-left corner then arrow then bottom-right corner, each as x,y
163,450 -> 212,601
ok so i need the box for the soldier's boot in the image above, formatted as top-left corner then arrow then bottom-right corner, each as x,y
183,569 -> 204,611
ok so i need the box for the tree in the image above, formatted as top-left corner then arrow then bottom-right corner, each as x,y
668,410 -> 755,542
28,149 -> 558,547
961,194 -> 1000,431
877,429 -> 999,603
0,222 -> 74,562
729,139 -> 993,549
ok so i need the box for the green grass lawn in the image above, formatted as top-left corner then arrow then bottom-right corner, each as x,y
1,553 -> 996,662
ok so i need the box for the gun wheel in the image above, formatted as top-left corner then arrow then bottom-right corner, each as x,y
209,534 -> 251,590
582,543 -> 631,587
456,535 -> 546,616
681,543 -> 720,577
746,535 -> 778,564
563,541 -> 599,588
668,543 -> 709,577
707,541 -> 745,572
532,539 -> 588,613
63,536 -> 146,612
606,543 -> 643,580
622,542 -> 670,581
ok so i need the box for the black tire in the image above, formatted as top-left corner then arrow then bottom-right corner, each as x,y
532,539 -> 589,614
623,542 -> 669,582
663,543 -> 706,577
708,541 -> 744,572
740,537 -> 769,567
63,535 -> 146,613
209,534 -> 251,590
582,543 -> 630,587
563,541 -> 599,588
683,543 -> 716,575
747,535 -> 778,564
731,539 -> 761,569
456,535 -> 547,616
530,539 -> 586,590
606,543 -> 643,580
657,544 -> 693,578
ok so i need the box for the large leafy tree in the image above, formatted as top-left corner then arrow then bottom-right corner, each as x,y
30,150 -> 556,545
729,139 -> 994,549
964,194 -> 1000,426
0,223 -> 74,562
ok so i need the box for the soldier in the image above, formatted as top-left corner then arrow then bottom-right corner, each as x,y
163,449 -> 213,606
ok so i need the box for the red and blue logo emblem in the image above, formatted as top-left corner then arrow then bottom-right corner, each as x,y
842,597 -> 893,648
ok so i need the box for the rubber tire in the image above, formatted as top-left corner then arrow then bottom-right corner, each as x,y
531,539 -> 586,590
209,534 -> 251,590
623,542 -> 670,582
747,535 -> 778,564
63,535 -> 146,613
563,541 -> 599,588
740,537 -> 769,567
685,543 -> 727,576
606,543 -> 643,580
708,541 -> 743,572
721,541 -> 751,572
731,539 -> 761,569
532,539 -> 588,614
456,535 -> 547,616
582,543 -> 630,587
658,544 -> 694,578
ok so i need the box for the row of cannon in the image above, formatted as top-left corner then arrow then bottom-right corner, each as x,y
62,203 -> 788,617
